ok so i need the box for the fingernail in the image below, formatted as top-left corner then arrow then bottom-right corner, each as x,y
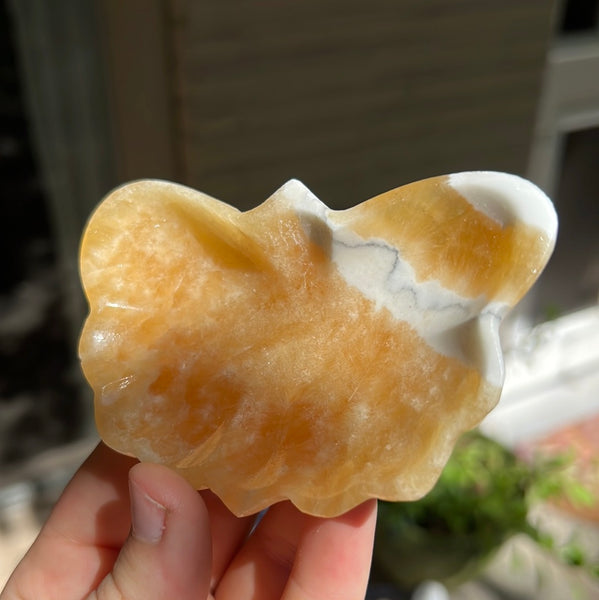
129,479 -> 166,544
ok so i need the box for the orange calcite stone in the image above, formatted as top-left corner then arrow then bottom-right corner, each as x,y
79,174 -> 557,516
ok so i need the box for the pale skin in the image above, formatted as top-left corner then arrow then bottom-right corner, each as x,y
1,443 -> 377,600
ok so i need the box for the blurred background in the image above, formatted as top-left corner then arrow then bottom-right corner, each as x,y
0,0 -> 598,597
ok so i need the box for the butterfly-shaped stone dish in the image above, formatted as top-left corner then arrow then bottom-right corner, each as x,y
79,172 -> 557,517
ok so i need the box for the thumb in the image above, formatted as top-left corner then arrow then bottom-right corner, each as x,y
88,462 -> 212,600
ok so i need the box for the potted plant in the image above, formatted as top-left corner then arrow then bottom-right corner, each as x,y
372,431 -> 596,592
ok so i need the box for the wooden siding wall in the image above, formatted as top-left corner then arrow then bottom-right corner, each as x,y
106,1 -> 556,209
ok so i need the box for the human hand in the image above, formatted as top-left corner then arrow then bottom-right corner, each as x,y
1,443 -> 376,599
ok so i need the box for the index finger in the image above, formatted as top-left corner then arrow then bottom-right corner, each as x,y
2,443 -> 137,599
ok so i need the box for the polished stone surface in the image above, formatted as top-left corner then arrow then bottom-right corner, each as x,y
78,173 -> 556,517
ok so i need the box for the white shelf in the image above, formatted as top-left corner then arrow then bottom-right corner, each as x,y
482,305 -> 599,447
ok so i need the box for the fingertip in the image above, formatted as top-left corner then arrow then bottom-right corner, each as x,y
128,462 -> 213,568
336,498 -> 378,526
128,461 -> 200,512
284,500 -> 377,600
